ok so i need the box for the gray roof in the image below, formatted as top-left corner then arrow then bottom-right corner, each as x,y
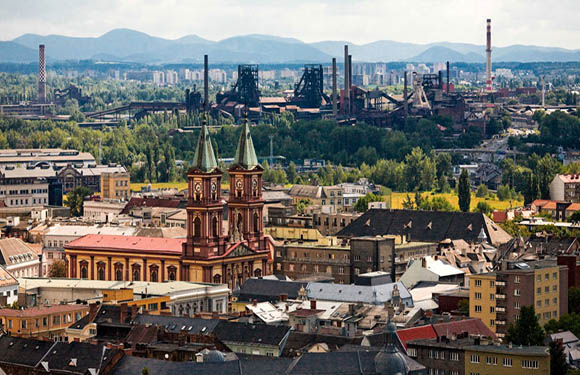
306,281 -> 412,305
465,344 -> 549,356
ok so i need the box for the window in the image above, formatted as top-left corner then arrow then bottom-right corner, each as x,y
450,352 -> 459,361
514,301 -> 520,309
537,300 -> 541,308
490,319 -> 495,326
553,272 -> 558,280
545,273 -> 549,281
514,289 -> 520,296
475,279 -> 482,287
408,348 -> 417,357
470,354 -> 480,363
545,286 -> 550,293
536,275 -> 541,282
475,292 -> 482,300
553,285 -> 558,292
545,299 -> 550,306
490,306 -> 495,313
553,297 -> 558,305
53,315 -> 60,325
503,358 -> 512,367
537,287 -> 541,295
490,294 -> 494,301
522,360 -> 539,369
490,280 -> 495,287
486,356 -> 497,365
43,317 -> 47,326
21,320 -> 27,329
475,305 -> 482,312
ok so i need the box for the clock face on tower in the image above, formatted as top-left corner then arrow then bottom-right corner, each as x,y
194,183 -> 201,193
236,180 -> 243,190
211,182 -> 217,192
252,179 -> 258,189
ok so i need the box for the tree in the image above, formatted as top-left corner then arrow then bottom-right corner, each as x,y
475,184 -> 489,198
402,194 -> 414,209
354,193 -> 383,213
287,162 -> 297,184
475,201 -> 493,215
570,212 -> 580,224
524,172 -> 540,205
550,340 -> 568,375
497,184 -> 514,201
505,305 -> 545,346
142,367 -> 149,375
457,299 -> 469,315
458,169 -> 471,212
570,288 -> 580,314
65,186 -> 92,217
297,199 -> 312,214
48,260 -> 67,278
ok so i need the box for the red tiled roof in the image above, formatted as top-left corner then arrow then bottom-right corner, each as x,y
432,318 -> 496,339
532,200 -> 550,208
0,304 -> 88,318
65,234 -> 185,255
492,211 -> 508,223
558,174 -> 580,183
397,325 -> 437,349
568,203 -> 580,211
543,201 -> 557,210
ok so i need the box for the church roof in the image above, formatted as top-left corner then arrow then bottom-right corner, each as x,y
232,117 -> 260,170
192,121 -> 218,173
65,234 -> 185,255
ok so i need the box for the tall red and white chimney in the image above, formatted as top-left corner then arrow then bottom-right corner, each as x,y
485,19 -> 492,92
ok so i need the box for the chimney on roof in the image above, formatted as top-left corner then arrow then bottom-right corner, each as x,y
310,299 -> 317,310
88,303 -> 99,322
280,293 -> 288,302
252,299 -> 258,306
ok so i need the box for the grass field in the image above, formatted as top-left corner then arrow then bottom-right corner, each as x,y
390,192 -> 523,211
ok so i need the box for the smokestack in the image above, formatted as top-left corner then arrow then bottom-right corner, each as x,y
344,45 -> 350,115
486,19 -> 492,92
541,76 -> 545,108
38,44 -> 46,104
438,70 -> 443,90
348,55 -> 353,91
332,58 -> 337,118
204,54 -> 209,110
403,71 -> 408,126
446,61 -> 450,94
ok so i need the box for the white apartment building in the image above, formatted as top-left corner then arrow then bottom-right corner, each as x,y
0,166 -> 52,207
0,266 -> 18,306
0,238 -> 40,279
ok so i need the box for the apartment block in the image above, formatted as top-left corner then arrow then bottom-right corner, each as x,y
470,260 -> 568,338
465,344 -> 550,375
101,171 -> 131,200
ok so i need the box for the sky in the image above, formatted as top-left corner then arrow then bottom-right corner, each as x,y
1,0 -> 580,49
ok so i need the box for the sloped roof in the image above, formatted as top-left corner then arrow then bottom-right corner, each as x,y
213,320 -> 291,347
306,281 -> 411,305
42,341 -> 119,375
236,278 -> 308,302
0,335 -> 56,367
192,123 -> 218,173
120,197 -> 183,215
0,238 -> 39,266
288,185 -> 322,199
232,118 -> 260,170
65,234 -> 185,255
134,314 -> 220,335
337,209 -> 512,246
432,318 -> 496,339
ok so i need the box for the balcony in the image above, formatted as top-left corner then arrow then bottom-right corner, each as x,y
495,294 -> 506,300
495,307 -> 506,313
496,281 -> 506,286
495,320 -> 506,325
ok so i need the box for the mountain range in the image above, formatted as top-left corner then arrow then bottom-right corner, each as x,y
3,28 -> 580,64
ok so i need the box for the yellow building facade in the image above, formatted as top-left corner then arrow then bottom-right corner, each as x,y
465,345 -> 549,375
469,273 -> 497,333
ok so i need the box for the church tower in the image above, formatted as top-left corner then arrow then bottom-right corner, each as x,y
228,117 -> 265,249
183,120 -> 226,259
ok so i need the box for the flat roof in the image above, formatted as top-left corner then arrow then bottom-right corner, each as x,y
18,277 -> 228,297
465,344 -> 549,356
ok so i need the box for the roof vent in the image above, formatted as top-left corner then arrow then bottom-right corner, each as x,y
41,362 -> 49,372
69,358 -> 77,367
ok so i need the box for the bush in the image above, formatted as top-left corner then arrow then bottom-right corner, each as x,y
475,184 -> 489,198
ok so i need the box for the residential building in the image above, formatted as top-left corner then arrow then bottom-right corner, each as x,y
0,166 -> 51,207
0,238 -> 40,278
306,280 -> 413,306
470,260 -> 568,337
82,200 -> 126,222
0,304 -> 89,340
550,174 -> 580,203
0,266 -> 18,306
407,337 -> 471,375
400,256 -> 465,289
101,171 -> 131,200
313,211 -> 361,236
546,331 -> 580,367
464,344 -> 550,375
0,336 -> 123,375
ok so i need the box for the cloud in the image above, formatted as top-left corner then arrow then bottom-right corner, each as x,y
0,0 -> 579,48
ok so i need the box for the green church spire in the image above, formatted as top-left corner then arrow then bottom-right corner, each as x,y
232,114 -> 260,170
192,115 -> 218,173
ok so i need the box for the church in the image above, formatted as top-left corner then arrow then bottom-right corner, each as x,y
65,119 -> 272,288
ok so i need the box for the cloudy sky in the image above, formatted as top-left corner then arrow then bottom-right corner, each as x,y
1,0 -> 580,48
